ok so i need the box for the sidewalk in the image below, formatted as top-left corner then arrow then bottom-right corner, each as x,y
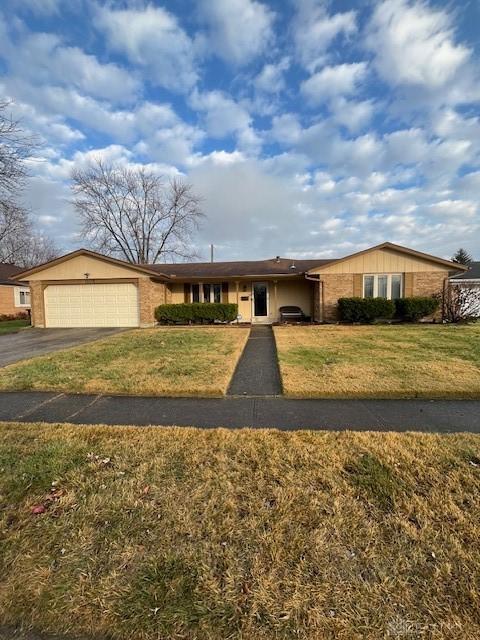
0,391 -> 479,431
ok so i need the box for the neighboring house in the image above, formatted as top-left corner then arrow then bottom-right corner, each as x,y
0,263 -> 31,317
449,261 -> 480,316
450,261 -> 480,284
15,242 -> 466,328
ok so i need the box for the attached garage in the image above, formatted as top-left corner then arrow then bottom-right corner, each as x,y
13,249 -> 169,328
44,283 -> 139,328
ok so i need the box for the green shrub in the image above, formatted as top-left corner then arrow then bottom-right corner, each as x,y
395,297 -> 439,322
338,297 -> 395,323
155,303 -> 238,325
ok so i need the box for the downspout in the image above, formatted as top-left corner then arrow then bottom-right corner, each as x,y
442,276 -> 449,323
305,273 -> 323,323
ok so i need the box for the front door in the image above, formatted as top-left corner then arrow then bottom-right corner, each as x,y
252,282 -> 269,322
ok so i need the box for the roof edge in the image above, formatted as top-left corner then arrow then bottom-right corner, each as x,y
306,242 -> 468,274
15,249 -> 171,280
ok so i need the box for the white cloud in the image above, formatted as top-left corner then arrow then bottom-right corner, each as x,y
0,18 -> 139,103
189,90 -> 251,138
254,57 -> 290,93
97,5 -> 197,92
270,114 -> 302,146
384,128 -> 430,165
366,0 -> 470,89
330,97 -> 374,133
301,63 -> 368,104
198,0 -> 275,66
11,98 -> 85,144
293,0 -> 357,72
188,149 -> 480,261
431,109 -> 480,146
13,0 -> 61,15
4,75 -> 205,166
427,199 -> 477,218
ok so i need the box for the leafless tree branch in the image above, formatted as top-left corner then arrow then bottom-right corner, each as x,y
0,100 -> 58,267
442,283 -> 480,322
71,159 -> 204,264
0,200 -> 59,267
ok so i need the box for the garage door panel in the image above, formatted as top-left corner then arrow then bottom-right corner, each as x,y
44,283 -> 139,328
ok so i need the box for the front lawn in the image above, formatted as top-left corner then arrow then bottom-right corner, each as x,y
0,327 -> 248,396
0,422 -> 479,639
274,324 -> 480,398
0,318 -> 30,335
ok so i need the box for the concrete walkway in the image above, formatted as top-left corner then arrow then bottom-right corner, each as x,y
0,391 -> 479,431
227,325 -> 282,396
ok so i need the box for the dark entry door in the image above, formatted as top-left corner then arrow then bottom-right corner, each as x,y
253,282 -> 268,317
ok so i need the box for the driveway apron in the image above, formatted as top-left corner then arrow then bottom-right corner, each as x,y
0,328 -> 124,367
227,325 -> 282,396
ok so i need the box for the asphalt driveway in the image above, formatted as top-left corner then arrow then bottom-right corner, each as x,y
0,328 -> 125,367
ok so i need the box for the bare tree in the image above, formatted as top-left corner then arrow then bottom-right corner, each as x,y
443,283 -> 480,323
0,100 -> 59,267
0,201 -> 59,267
0,201 -> 28,250
0,99 -> 34,202
71,160 -> 204,264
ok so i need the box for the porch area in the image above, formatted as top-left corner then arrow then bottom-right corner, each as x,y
166,276 -> 315,324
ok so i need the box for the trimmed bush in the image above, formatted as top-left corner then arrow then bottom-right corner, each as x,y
395,296 -> 439,322
338,297 -> 395,323
155,303 -> 238,325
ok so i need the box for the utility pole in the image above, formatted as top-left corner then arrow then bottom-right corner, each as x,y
210,244 -> 214,262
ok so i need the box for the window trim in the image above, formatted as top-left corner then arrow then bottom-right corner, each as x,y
188,283 -> 224,303
363,274 -> 403,300
15,287 -> 31,308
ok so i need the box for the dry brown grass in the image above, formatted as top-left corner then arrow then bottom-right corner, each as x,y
0,327 -> 249,396
274,324 -> 480,398
0,422 -> 479,639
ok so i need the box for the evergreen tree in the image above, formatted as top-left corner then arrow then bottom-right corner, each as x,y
452,248 -> 473,265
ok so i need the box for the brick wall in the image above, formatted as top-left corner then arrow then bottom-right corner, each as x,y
138,278 -> 167,326
412,272 -> 446,320
321,273 -> 354,321
30,282 -> 45,327
318,271 -> 447,322
0,286 -> 17,316
412,272 -> 446,297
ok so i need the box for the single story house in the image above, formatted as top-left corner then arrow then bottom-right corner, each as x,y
0,263 -> 31,316
450,261 -> 480,284
15,242 -> 467,328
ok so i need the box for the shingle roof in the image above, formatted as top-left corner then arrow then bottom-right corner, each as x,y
450,262 -> 480,280
0,263 -> 24,286
148,257 -> 336,278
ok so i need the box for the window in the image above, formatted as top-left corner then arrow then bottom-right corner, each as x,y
188,283 -> 224,303
16,288 -> 31,307
391,274 -> 402,300
191,284 -> 200,303
363,274 -> 402,300
364,275 -> 374,298
213,283 -> 221,303
377,275 -> 388,299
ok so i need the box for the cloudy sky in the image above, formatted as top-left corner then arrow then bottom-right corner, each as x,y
1,0 -> 479,261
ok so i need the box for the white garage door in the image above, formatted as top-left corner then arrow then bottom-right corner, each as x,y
44,283 -> 139,328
